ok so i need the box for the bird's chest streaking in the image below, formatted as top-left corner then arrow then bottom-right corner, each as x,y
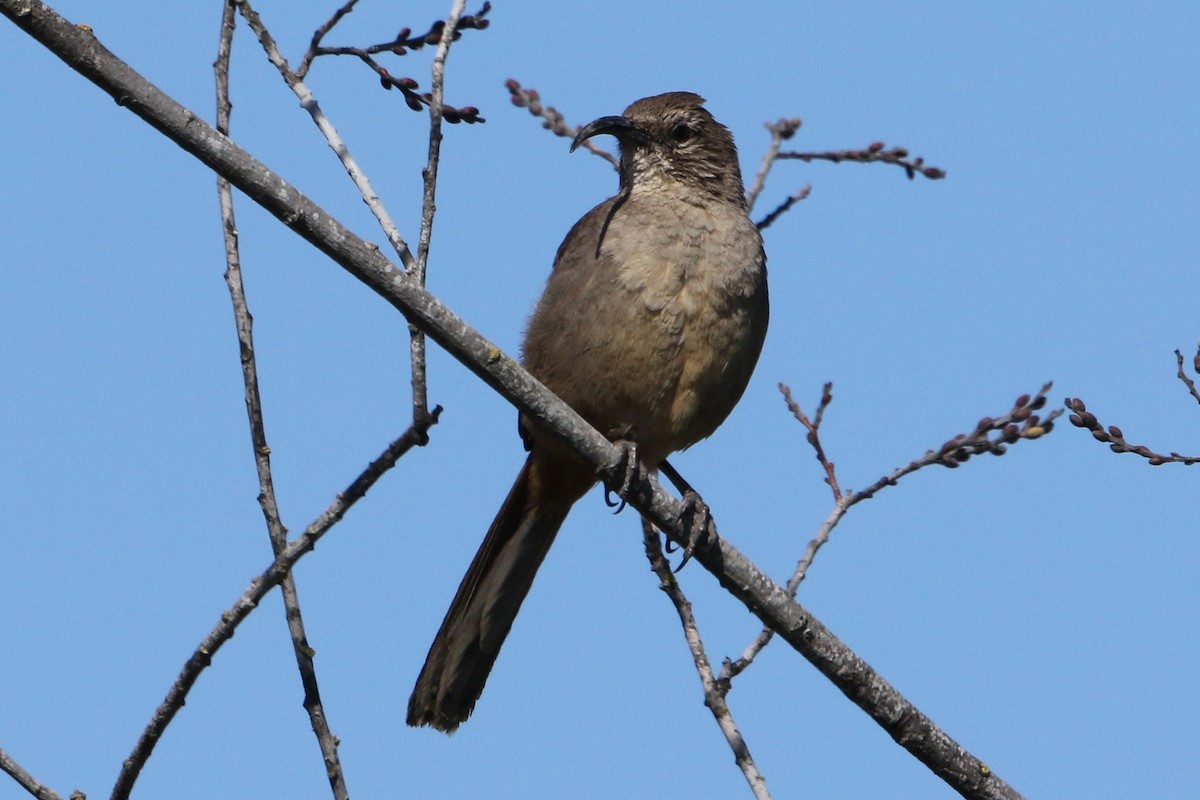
522,192 -> 768,464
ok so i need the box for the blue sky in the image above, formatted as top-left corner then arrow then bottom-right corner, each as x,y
3,2 -> 1198,798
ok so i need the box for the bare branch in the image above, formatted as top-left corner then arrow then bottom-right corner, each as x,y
755,183 -> 811,231
0,748 -> 66,800
505,78 -> 620,170
745,117 -> 801,211
780,141 -> 946,180
110,414 -> 440,800
213,5 -> 347,799
730,383 -> 1061,680
235,0 -> 416,269
296,0 -> 360,80
408,0 -> 468,420
297,0 -> 490,121
1065,344 -> 1200,465
1066,395 -> 1199,466
1177,343 -> 1200,406
642,520 -> 771,800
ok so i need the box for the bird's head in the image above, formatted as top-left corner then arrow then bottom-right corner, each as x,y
572,92 -> 746,207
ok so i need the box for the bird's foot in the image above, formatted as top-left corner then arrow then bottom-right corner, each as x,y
667,489 -> 712,572
603,440 -> 643,514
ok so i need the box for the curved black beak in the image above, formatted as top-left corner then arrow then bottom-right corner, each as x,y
570,115 -> 651,152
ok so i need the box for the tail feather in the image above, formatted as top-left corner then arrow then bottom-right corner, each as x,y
407,454 -> 588,732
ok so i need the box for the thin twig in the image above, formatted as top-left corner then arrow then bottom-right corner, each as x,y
409,0 -> 467,421
505,78 -> 620,170
1065,344 -> 1200,465
235,0 -> 416,269
296,0 -> 359,80
780,142 -> 946,180
213,5 -> 347,799
641,520 -> 771,800
0,748 -> 65,800
1066,394 -> 1199,466
1176,344 -> 1200,406
729,383 -> 1061,679
755,184 -> 811,231
297,0 -> 489,122
745,117 -> 801,211
109,414 -> 439,800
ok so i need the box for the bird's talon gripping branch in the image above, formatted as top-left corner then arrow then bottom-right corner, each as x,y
672,489 -> 712,572
603,440 -> 642,513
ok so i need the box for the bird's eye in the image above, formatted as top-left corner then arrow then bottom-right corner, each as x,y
670,123 -> 695,143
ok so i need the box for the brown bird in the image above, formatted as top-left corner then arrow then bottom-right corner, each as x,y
407,92 -> 769,732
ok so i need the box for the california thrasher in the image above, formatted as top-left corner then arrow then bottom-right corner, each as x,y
407,92 -> 769,732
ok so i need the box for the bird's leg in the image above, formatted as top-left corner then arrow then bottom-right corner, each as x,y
603,440 -> 644,513
658,459 -> 712,572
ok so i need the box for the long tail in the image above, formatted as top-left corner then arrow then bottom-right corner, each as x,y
407,453 -> 590,732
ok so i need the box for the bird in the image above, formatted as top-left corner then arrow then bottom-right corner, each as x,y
407,91 -> 769,732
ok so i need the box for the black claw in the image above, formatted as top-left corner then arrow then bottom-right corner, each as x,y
604,488 -> 628,514
603,440 -> 642,514
672,489 -> 712,571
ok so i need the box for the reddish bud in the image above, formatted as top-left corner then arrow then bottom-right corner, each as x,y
1108,425 -> 1123,439
505,78 -> 519,91
1012,407 -> 1031,421
398,76 -> 418,90
1068,414 -> 1085,427
868,141 -> 885,152
923,167 -> 946,179
1015,394 -> 1030,408
1091,429 -> 1108,442
977,416 -> 994,430
442,105 -> 461,123
892,147 -> 908,158
475,18 -> 490,29
1029,395 -> 1047,410
461,106 -> 479,117
405,95 -> 423,112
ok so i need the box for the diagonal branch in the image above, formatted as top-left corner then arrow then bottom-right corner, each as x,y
213,4 -> 347,800
109,415 -> 439,800
642,520 -> 771,800
235,0 -> 416,269
0,747 -> 66,800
